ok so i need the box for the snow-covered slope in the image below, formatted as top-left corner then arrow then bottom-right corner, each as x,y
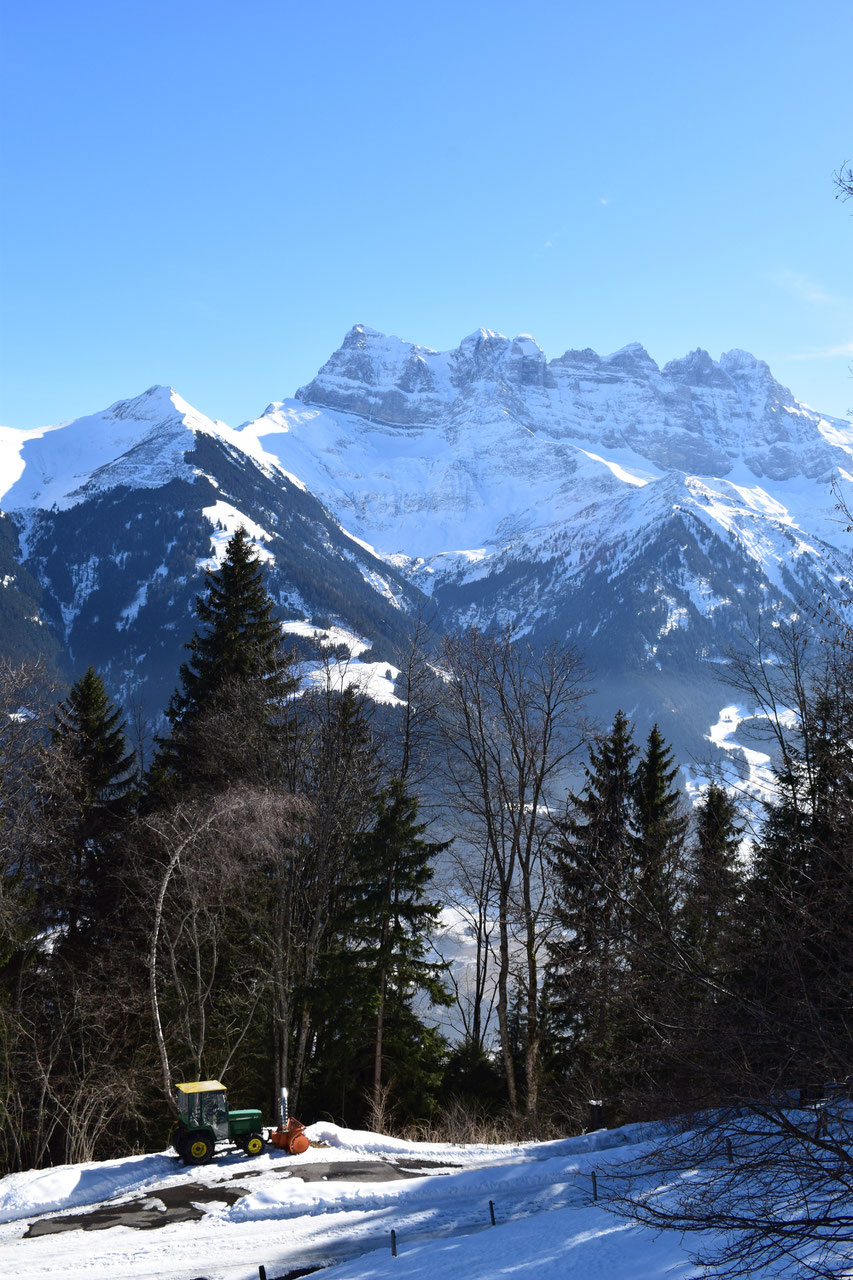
3,1116 -> 843,1280
0,1120 -> 725,1280
0,384 -> 315,518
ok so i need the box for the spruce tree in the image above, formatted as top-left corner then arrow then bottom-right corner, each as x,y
308,778 -> 451,1125
276,682 -> 382,1108
621,724 -> 688,1109
43,667 -> 136,947
680,782 -> 742,967
630,724 -> 688,948
154,527 -> 296,794
742,686 -> 853,1086
547,710 -> 637,1121
670,782 -> 744,1105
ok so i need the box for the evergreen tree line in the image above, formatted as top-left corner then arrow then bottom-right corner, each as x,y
1,530 -> 851,1181
578,626 -> 853,1280
544,625 -> 853,1139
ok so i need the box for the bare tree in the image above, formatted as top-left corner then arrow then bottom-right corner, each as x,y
432,830 -> 500,1050
437,628 -> 588,1118
608,1102 -> 853,1280
0,659 -> 66,1171
142,788 -> 304,1104
391,606 -> 445,788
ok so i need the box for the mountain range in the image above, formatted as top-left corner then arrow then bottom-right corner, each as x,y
2,324 -> 852,781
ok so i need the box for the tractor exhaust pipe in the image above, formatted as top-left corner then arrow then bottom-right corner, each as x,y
270,1085 -> 308,1156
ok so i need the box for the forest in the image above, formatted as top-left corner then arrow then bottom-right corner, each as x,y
1,524 -> 851,1262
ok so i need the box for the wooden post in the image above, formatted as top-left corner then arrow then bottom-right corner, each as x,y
726,1138 -> 733,1165
259,1267 -> 267,1280
391,1229 -> 397,1257
591,1170 -> 598,1201
489,1200 -> 496,1225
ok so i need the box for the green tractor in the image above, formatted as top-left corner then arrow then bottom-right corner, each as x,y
171,1080 -> 266,1165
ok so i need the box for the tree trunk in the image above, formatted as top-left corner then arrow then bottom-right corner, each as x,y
495,884 -> 518,1115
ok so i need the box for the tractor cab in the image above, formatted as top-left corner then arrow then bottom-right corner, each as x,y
172,1079 -> 265,1164
176,1080 -> 230,1141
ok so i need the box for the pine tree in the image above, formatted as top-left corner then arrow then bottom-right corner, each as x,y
742,686 -> 853,1086
154,527 -> 296,794
681,783 -> 743,966
307,777 -> 451,1125
660,781 -> 745,1107
547,710 -> 637,1121
43,667 -> 136,947
619,724 -> 688,1110
630,724 -> 688,950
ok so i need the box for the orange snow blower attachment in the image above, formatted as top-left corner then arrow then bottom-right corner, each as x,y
269,1087 -> 309,1155
270,1116 -> 309,1154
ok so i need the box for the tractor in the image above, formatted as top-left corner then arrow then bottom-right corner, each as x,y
171,1080 -> 310,1165
171,1080 -> 266,1165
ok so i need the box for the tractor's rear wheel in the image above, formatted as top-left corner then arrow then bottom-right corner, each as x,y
243,1133 -> 265,1157
185,1131 -> 214,1164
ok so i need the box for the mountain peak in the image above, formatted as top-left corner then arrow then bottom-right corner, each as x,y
663,348 -> 734,388
0,385 -> 229,512
107,384 -> 181,419
604,342 -> 659,373
459,327 -> 507,347
342,323 -> 384,346
511,333 -> 546,359
719,348 -> 772,380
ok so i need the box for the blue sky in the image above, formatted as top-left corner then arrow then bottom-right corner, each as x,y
1,0 -> 851,428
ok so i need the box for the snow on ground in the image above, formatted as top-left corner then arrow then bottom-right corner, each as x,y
703,702 -> 801,809
281,622 -> 372,658
0,1120 -> 710,1280
306,660 -> 404,707
201,502 -> 276,565
280,623 -> 404,707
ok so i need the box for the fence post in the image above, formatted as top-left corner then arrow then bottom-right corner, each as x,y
391,1229 -> 397,1257
489,1200 -> 496,1225
591,1170 -> 598,1201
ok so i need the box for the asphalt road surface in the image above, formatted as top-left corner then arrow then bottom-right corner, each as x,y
25,1157 -> 459,1239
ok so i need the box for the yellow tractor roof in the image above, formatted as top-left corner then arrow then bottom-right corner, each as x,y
175,1080 -> 226,1094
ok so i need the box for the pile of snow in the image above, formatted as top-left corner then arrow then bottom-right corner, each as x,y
0,1153 -> 178,1224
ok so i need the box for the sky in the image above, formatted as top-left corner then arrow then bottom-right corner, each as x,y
1,0 -> 852,429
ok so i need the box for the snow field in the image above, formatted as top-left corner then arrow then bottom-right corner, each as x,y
0,1120 -> 705,1280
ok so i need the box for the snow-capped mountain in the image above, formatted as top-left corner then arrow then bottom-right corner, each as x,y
2,325 -> 851,765
244,324 -> 849,558
0,382 -> 422,717
234,325 -> 853,760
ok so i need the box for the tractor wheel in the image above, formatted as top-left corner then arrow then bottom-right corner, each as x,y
243,1133 -> 265,1157
185,1131 -> 214,1164
169,1125 -> 183,1155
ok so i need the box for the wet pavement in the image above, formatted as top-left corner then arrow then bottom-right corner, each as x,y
24,1157 -> 460,1239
